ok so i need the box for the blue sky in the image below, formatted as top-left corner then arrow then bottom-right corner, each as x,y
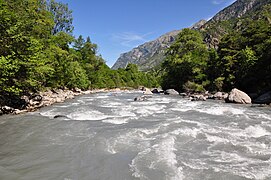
60,0 -> 236,67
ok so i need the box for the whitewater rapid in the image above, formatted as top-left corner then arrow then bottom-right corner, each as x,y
0,91 -> 271,180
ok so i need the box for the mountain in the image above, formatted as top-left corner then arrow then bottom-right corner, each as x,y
111,30 -> 181,71
112,0 -> 271,71
209,0 -> 271,22
202,0 -> 271,48
112,20 -> 207,71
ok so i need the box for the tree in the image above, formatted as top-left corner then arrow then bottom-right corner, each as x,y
161,28 -> 209,92
73,35 -> 85,51
47,0 -> 73,35
0,0 -> 54,94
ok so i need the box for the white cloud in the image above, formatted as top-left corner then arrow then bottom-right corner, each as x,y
212,0 -> 236,5
111,32 -> 152,47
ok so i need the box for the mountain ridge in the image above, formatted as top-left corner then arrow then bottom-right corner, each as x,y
112,0 -> 271,71
111,20 -> 206,71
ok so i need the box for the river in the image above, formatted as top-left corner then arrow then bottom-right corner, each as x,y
0,91 -> 271,180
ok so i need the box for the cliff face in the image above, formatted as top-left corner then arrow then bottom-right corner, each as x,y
111,30 -> 181,71
112,0 -> 271,71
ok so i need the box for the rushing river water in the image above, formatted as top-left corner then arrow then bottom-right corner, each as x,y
0,91 -> 271,180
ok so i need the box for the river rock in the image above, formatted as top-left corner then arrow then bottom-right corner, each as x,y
254,91 -> 271,104
214,92 -> 223,100
54,115 -> 68,119
134,96 -> 146,101
1,106 -> 15,114
225,88 -> 251,104
21,95 -> 30,104
164,89 -> 179,95
179,93 -> 188,97
32,95 -> 42,102
143,88 -> 153,95
73,87 -> 82,93
190,95 -> 207,101
151,88 -> 164,94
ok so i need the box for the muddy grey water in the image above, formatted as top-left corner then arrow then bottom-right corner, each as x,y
1,91 -> 271,180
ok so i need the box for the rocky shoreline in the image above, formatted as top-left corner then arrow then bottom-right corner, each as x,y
1,87 -> 270,116
0,88 -> 125,116
138,87 -> 271,106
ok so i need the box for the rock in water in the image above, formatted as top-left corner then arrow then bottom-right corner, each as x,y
1,106 -> 15,114
190,95 -> 207,101
143,88 -> 153,95
151,88 -> 164,94
164,89 -> 179,95
134,96 -> 146,101
53,115 -> 68,119
225,88 -> 251,104
254,91 -> 271,104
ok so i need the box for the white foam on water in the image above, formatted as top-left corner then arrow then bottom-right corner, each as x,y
71,102 -> 80,106
130,148 -> 152,179
101,102 -> 123,108
205,134 -> 230,144
111,106 -> 137,118
209,151 -> 271,179
135,105 -> 167,116
67,110 -> 109,121
197,106 -> 245,116
152,136 -> 184,180
129,135 -> 184,180
136,108 -> 155,116
170,127 -> 200,138
40,109 -> 58,119
95,95 -> 110,99
153,97 -> 172,104
102,118 -> 129,125
171,100 -> 200,112
105,129 -> 153,155
259,114 -> 271,120
138,126 -> 161,136
245,125 -> 271,138
133,101 -> 156,106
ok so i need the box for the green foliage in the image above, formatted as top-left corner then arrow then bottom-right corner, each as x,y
216,11 -> 271,91
183,81 -> 205,93
161,28 -> 209,92
0,0 -> 159,101
47,0 -> 74,35
161,5 -> 271,93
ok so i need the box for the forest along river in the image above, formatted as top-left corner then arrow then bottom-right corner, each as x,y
0,91 -> 271,180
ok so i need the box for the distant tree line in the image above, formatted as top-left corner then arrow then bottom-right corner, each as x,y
161,5 -> 271,94
0,0 -> 158,99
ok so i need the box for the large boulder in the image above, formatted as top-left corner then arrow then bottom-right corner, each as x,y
254,91 -> 271,104
214,92 -> 223,100
164,89 -> 179,95
225,88 -> 251,104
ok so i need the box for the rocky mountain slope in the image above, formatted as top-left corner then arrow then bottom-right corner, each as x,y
112,20 -> 207,71
202,0 -> 271,48
112,0 -> 271,71
111,30 -> 181,71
